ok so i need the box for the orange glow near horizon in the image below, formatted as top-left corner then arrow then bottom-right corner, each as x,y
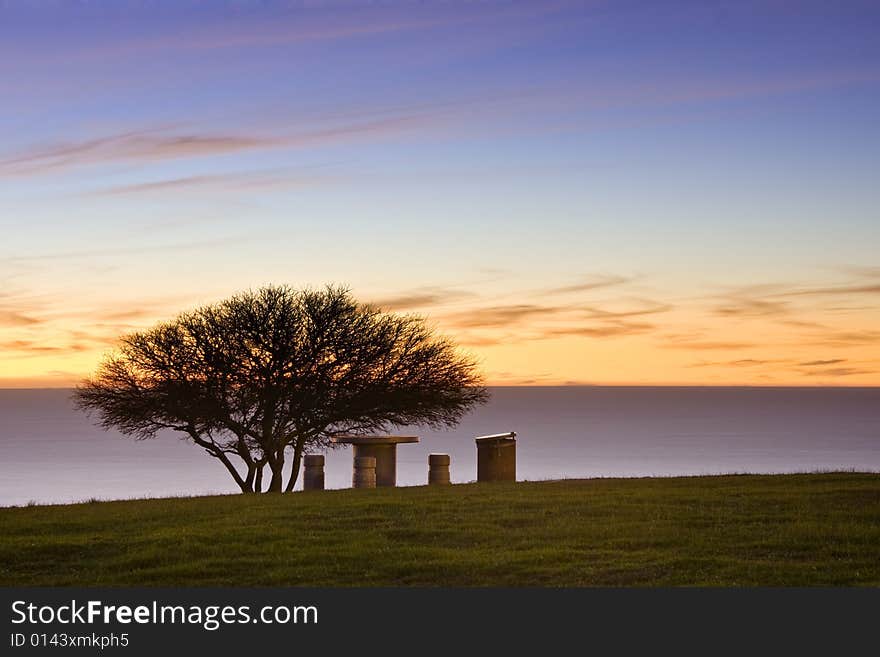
2,271 -> 879,388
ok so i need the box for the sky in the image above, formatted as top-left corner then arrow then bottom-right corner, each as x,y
1,0 -> 879,387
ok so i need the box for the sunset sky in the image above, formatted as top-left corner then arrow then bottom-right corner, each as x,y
1,0 -> 879,387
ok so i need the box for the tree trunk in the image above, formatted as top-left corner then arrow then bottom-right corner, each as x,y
237,439 -> 257,493
243,463 -> 256,493
285,436 -> 308,492
267,451 -> 285,493
254,462 -> 264,493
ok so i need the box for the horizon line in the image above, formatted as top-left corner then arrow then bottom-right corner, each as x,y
2,383 -> 879,391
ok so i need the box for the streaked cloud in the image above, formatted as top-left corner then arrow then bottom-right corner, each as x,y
807,330 -> 880,348
0,115 -> 429,178
581,302 -> 672,320
661,337 -> 756,351
440,297 -> 666,342
32,1 -> 565,63
456,335 -> 510,348
0,130 -> 267,177
0,310 -> 41,327
445,303 -> 564,329
779,319 -> 828,330
543,274 -> 631,295
0,290 -> 47,327
0,339 -> 89,355
775,268 -> 880,300
95,309 -> 164,322
84,169 -> 338,197
2,237 -> 249,264
715,296 -> 790,318
368,287 -> 478,311
780,284 -> 880,298
688,358 -> 784,368
721,270 -> 880,307
798,359 -> 847,367
801,367 -> 875,377
543,320 -> 655,339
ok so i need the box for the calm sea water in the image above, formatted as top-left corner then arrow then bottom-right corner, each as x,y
1,387 -> 878,506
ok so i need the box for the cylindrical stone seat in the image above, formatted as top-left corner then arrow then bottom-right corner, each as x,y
428,453 -> 451,485
475,432 -> 517,482
353,456 -> 377,489
303,454 -> 325,491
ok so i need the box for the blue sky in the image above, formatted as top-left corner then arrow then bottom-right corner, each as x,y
1,0 -> 879,386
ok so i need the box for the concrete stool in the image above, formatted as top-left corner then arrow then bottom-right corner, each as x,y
428,453 -> 451,485
353,456 -> 377,489
303,454 -> 325,491
475,432 -> 517,482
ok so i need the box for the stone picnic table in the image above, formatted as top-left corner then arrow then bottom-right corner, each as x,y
330,435 -> 420,487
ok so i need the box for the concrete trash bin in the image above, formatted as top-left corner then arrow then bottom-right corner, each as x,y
303,454 -> 325,491
475,432 -> 516,482
428,453 -> 451,485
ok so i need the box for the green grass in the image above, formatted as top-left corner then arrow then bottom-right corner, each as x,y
1,473 -> 879,586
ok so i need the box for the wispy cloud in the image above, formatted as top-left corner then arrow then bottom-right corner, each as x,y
0,339 -> 89,356
0,290 -> 46,327
444,304 -> 565,329
688,358 -> 783,368
721,270 -> 880,306
543,320 -> 655,338
581,301 -> 671,320
0,115 -> 429,178
798,359 -> 847,367
543,274 -> 631,295
778,283 -> 880,299
806,330 -> 880,348
456,334 -> 510,348
779,319 -> 828,330
37,7 -> 461,62
18,1 -> 575,63
0,310 -> 41,327
435,272 -> 666,330
84,169 -> 338,197
661,336 -> 756,351
95,309 -> 164,322
2,237 -> 249,264
369,287 -> 478,311
801,367 -> 875,377
715,296 -> 790,318
0,130 -> 267,177
697,273 -> 880,355
440,297 -> 666,341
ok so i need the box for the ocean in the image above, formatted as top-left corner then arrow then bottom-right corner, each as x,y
1,386 -> 878,506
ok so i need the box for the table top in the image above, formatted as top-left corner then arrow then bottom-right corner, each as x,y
330,435 -> 420,445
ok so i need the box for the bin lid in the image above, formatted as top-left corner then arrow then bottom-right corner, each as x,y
475,431 -> 516,443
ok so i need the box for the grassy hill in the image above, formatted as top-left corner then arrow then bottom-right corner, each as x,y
1,472 -> 878,586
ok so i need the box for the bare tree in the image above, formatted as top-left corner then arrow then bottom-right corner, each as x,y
74,285 -> 488,493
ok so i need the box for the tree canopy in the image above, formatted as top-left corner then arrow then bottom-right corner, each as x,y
75,285 -> 488,493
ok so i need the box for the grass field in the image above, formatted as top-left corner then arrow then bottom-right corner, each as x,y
1,472 -> 878,586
